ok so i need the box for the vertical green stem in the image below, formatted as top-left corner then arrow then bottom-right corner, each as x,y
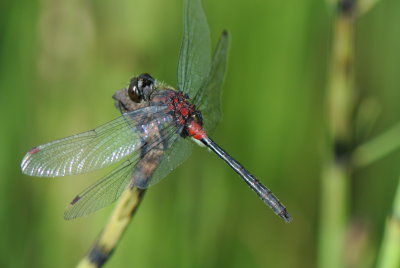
376,178 -> 400,268
319,160 -> 349,268
319,0 -> 385,266
318,2 -> 355,268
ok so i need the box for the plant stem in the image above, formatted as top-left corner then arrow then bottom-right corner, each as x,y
77,188 -> 146,268
352,121 -> 400,168
319,160 -> 349,268
320,0 -> 392,266
376,178 -> 400,268
358,0 -> 382,15
318,1 -> 355,267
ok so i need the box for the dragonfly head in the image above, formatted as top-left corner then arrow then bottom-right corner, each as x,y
128,73 -> 155,103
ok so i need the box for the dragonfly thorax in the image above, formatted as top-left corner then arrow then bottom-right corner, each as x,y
164,90 -> 203,138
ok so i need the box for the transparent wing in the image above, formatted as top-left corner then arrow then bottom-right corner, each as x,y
21,105 -> 168,177
177,0 -> 211,97
64,157 -> 135,220
194,31 -> 230,134
64,122 -> 190,219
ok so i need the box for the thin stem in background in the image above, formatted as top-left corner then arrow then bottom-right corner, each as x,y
353,121 -> 400,168
319,0 -> 400,267
318,1 -> 355,267
376,178 -> 400,268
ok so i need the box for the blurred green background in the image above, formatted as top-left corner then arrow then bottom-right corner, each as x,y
1,0 -> 400,267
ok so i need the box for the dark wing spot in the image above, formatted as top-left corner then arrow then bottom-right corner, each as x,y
71,196 -> 81,205
29,147 -> 40,154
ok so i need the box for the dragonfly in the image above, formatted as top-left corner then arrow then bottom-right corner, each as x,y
21,0 -> 291,223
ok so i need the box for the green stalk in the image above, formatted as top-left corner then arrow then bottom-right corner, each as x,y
352,121 -> 400,168
318,3 -> 355,268
376,178 -> 400,268
319,160 -> 349,268
319,0 -> 388,266
358,0 -> 382,15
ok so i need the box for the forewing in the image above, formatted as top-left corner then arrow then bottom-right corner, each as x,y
21,106 -> 168,177
64,113 -> 179,219
177,0 -> 211,97
194,31 -> 230,134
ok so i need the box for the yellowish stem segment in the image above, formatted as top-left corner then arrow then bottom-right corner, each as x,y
77,188 -> 146,268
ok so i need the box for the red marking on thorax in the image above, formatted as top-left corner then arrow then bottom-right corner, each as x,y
166,91 -> 196,126
181,108 -> 189,116
163,91 -> 205,138
188,121 -> 207,140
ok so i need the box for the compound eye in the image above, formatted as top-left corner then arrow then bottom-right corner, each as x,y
127,73 -> 155,103
138,73 -> 155,86
128,78 -> 142,103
